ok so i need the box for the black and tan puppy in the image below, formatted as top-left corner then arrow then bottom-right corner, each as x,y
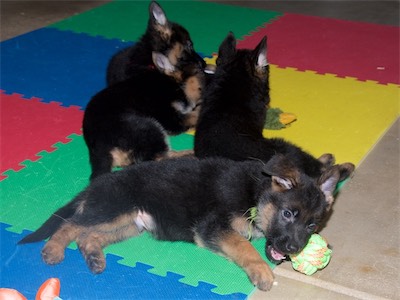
194,33 -> 354,180
83,51 -> 204,180
106,1 -> 205,86
19,155 -> 348,291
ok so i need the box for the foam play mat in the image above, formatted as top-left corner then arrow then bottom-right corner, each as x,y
1,1 -> 399,299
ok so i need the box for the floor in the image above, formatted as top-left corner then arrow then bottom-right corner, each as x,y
1,1 -> 399,299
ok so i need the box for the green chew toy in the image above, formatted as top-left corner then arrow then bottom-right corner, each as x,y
289,234 -> 332,275
245,206 -> 258,240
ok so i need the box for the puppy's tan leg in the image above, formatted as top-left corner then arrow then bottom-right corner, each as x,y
165,150 -> 194,158
77,217 -> 142,274
155,149 -> 194,161
41,223 -> 81,265
205,231 -> 274,291
76,231 -> 108,274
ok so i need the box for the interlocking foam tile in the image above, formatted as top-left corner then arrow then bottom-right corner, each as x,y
1,134 -> 91,233
238,13 -> 400,85
0,91 -> 83,180
0,28 -> 129,108
50,0 -> 282,55
1,223 -> 246,299
1,133 -> 269,295
262,66 -> 399,166
105,233 -> 273,295
169,133 -> 194,150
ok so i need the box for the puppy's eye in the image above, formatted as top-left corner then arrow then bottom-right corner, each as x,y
307,223 -> 317,232
282,210 -> 292,219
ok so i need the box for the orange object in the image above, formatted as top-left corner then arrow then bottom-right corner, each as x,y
279,112 -> 297,125
0,288 -> 27,300
35,278 -> 60,300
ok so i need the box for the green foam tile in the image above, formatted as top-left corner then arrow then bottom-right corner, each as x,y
49,0 -> 282,55
0,134 -> 91,234
105,233 -> 274,295
169,133 -> 194,150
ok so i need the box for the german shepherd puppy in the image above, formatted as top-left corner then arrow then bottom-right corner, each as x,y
19,154 -> 348,291
106,1 -> 205,86
83,51 -> 204,180
194,33 -> 354,180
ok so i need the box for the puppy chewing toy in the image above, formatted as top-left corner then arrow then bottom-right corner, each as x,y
289,234 -> 332,275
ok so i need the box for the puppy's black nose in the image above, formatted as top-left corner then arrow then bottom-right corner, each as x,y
286,243 -> 300,253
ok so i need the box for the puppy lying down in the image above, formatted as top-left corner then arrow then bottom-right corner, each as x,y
19,155 -> 353,291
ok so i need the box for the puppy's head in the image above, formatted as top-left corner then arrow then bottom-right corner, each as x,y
216,32 -> 268,78
255,155 -> 350,264
152,51 -> 205,113
147,1 -> 206,73
210,32 -> 270,107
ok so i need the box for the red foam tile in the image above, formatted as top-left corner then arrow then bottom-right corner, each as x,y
0,91 -> 83,179
238,13 -> 399,85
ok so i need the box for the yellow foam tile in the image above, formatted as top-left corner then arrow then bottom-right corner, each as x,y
264,66 -> 399,166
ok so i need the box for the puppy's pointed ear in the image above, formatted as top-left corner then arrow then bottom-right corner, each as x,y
216,32 -> 237,66
263,155 -> 301,192
152,52 -> 175,73
319,163 -> 355,211
318,166 -> 341,211
149,1 -> 168,26
337,162 -> 355,182
319,163 -> 355,210
252,36 -> 268,72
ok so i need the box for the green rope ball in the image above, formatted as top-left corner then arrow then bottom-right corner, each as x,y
289,234 -> 332,275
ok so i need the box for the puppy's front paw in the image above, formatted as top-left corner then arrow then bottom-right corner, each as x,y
247,262 -> 275,291
41,242 -> 65,265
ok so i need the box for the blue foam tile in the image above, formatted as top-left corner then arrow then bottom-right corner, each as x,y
1,223 -> 246,300
0,28 -> 131,109
1,27 -> 207,111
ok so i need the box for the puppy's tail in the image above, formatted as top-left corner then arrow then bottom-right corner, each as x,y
18,200 -> 77,244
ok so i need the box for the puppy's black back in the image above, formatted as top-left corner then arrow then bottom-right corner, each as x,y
195,33 -> 324,179
57,158 -> 267,242
85,68 -> 187,136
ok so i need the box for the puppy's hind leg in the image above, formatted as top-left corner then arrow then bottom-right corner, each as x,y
76,230 -> 108,274
163,149 -> 195,160
77,216 -> 143,274
41,222 -> 81,265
